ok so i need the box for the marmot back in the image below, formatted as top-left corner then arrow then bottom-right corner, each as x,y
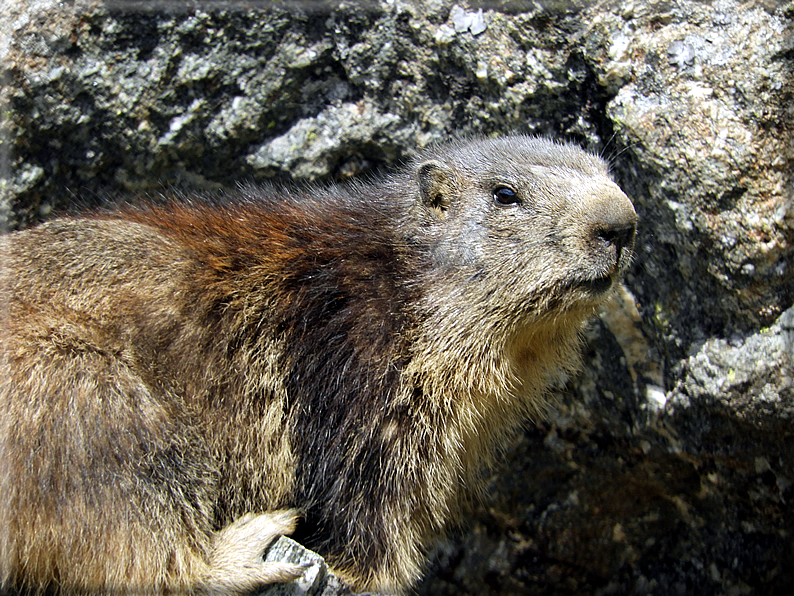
0,135 -> 636,594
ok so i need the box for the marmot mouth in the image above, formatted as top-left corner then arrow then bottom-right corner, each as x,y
580,274 -> 614,295
556,274 -> 615,307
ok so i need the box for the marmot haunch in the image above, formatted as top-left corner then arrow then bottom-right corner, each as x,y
0,135 -> 636,595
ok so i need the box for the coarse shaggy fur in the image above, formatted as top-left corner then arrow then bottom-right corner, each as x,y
0,136 -> 636,595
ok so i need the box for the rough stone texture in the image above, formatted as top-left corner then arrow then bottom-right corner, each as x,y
2,0 -> 792,594
257,536 -> 386,595
260,537 -> 365,596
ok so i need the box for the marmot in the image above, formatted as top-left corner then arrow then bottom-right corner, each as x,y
0,136 -> 636,595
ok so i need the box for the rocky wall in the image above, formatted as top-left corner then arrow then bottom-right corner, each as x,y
2,0 -> 792,594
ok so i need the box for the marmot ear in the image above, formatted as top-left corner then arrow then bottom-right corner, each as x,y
417,160 -> 455,216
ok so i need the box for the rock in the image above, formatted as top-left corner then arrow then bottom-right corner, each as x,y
259,537 -> 372,596
599,0 -> 792,343
673,306 -> 794,419
449,5 -> 486,35
260,537 -> 330,596
256,537 -> 388,596
2,0 -> 792,593
246,101 -> 402,179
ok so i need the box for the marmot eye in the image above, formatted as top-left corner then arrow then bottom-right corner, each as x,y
493,186 -> 519,206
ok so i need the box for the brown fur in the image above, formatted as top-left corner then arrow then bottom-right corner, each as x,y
0,136 -> 636,594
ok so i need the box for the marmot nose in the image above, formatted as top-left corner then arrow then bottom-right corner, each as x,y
587,193 -> 637,272
594,222 -> 635,254
591,210 -> 636,272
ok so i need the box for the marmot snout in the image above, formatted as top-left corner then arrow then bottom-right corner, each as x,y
0,135 -> 635,595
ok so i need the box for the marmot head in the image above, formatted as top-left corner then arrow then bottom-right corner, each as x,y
409,135 -> 636,326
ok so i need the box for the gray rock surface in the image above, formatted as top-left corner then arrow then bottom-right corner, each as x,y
257,536 -> 386,595
2,0 -> 792,594
260,537 -> 361,596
